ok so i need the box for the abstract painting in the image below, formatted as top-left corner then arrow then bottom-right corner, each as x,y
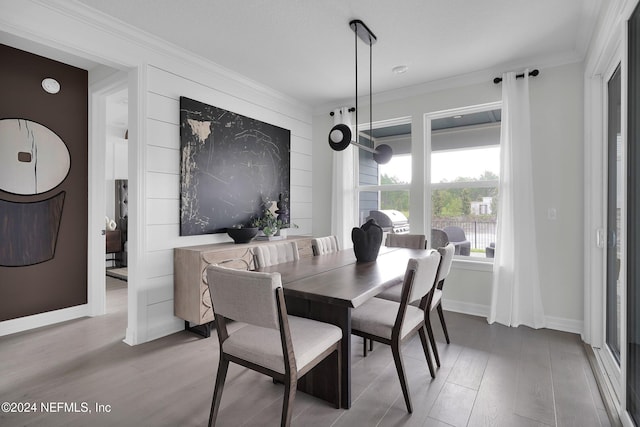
179,97 -> 290,236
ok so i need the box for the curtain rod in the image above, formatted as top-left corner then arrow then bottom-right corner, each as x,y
493,69 -> 539,84
329,107 -> 356,117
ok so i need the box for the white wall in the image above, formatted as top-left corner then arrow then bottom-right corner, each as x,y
529,62 -> 584,330
312,61 -> 585,332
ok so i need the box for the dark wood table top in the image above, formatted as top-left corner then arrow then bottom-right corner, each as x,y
256,247 -> 429,308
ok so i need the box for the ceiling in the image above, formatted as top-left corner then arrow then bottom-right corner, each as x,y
106,89 -> 129,137
432,110 -> 502,131
74,0 -> 604,109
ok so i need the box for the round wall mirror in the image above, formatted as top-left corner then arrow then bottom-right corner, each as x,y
0,118 -> 70,195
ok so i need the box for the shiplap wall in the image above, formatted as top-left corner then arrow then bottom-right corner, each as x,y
143,65 -> 313,340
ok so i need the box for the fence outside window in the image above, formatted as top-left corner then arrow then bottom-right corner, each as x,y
431,219 -> 496,252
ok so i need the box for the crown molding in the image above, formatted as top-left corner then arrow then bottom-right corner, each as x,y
313,50 -> 584,116
4,0 -> 311,113
576,0 -> 607,58
584,0 -> 628,75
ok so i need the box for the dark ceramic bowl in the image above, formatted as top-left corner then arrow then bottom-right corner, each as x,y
226,227 -> 259,244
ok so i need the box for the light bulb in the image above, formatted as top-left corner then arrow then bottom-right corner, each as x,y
330,129 -> 344,143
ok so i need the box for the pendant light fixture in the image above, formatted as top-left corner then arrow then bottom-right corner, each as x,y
328,19 -> 393,165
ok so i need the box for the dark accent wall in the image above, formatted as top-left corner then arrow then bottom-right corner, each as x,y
0,44 -> 88,321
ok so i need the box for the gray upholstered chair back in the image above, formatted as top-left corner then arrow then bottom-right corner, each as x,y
252,241 -> 299,268
436,243 -> 455,283
442,226 -> 466,242
430,229 -> 449,249
385,233 -> 426,249
207,265 -> 281,330
311,236 -> 339,256
406,251 -> 441,304
115,179 -> 128,234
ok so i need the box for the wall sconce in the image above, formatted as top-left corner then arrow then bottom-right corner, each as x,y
327,19 -> 393,165
41,78 -> 60,94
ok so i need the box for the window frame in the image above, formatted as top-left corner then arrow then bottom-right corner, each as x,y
354,117 -> 412,223
424,101 -> 502,263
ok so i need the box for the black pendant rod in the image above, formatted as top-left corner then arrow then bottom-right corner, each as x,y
355,21 -> 359,144
369,31 -> 373,147
493,69 -> 539,84
325,19 -> 393,164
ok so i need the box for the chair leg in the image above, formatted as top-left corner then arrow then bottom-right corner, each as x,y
425,317 -> 441,368
362,337 -> 374,356
209,356 -> 230,427
418,327 -> 436,379
437,303 -> 450,344
335,347 -> 342,409
281,374 -> 297,427
391,341 -> 412,413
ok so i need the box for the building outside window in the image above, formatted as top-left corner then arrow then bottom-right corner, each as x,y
356,123 -> 412,228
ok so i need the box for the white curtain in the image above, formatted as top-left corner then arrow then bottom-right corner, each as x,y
331,107 -> 356,249
488,71 -> 545,328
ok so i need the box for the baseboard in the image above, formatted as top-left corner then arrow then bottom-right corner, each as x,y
442,299 -> 583,335
145,318 -> 184,343
442,299 -> 490,318
544,315 -> 583,334
0,304 -> 89,337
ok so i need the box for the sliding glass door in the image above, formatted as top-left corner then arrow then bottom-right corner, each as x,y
628,3 -> 640,422
606,63 -> 622,366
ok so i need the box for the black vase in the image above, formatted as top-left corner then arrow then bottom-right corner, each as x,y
226,227 -> 259,244
351,219 -> 383,263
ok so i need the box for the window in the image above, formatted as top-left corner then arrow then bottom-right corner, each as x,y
428,106 -> 501,258
356,122 -> 412,227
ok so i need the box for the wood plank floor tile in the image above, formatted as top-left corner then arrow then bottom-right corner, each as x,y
377,358 -> 452,427
428,382 -> 477,427
513,329 -> 556,426
446,346 -> 489,391
549,349 -> 603,427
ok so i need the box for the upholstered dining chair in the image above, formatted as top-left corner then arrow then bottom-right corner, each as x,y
385,233 -> 427,250
252,241 -> 299,269
375,243 -> 455,368
361,233 -> 428,356
206,265 -> 342,427
430,228 -> 449,250
351,251 -> 441,413
311,235 -> 340,256
431,243 -> 455,347
442,225 -> 470,256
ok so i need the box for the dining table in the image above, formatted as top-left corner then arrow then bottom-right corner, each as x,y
255,245 -> 428,409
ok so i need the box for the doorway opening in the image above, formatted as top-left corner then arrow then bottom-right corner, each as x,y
105,88 -> 129,283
